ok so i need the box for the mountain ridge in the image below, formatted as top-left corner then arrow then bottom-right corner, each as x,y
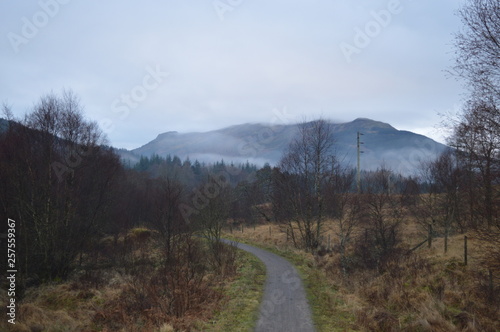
0,116 -> 446,175
126,118 -> 447,175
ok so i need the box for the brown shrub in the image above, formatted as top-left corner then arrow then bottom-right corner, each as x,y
6,231 -> 237,332
93,236 -> 232,331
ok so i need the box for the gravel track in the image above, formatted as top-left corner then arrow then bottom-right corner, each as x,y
224,240 -> 316,332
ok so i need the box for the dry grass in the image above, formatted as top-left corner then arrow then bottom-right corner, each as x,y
1,231 -> 256,332
0,283 -> 100,332
227,221 -> 500,331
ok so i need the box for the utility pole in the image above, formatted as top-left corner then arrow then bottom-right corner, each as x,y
357,131 -> 363,193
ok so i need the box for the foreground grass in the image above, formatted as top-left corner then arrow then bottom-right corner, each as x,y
1,237 -> 266,332
224,233 -> 357,331
196,249 -> 266,331
225,224 -> 500,331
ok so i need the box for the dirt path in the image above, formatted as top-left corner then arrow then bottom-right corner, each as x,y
224,240 -> 316,332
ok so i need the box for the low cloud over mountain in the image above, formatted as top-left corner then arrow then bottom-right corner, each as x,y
123,118 -> 447,175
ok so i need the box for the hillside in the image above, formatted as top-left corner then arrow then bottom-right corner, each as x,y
128,118 -> 447,175
0,116 -> 447,175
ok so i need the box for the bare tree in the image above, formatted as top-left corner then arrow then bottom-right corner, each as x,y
453,0 -> 500,101
0,91 -> 119,284
2,102 -> 14,121
411,161 -> 444,239
150,176 -> 186,258
324,164 -> 358,269
449,1 -> 499,213
426,150 -> 467,252
193,174 -> 233,270
277,119 -> 335,251
448,101 -> 499,227
448,0 -> 500,284
358,167 -> 405,269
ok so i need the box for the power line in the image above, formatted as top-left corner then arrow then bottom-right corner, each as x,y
357,131 -> 364,193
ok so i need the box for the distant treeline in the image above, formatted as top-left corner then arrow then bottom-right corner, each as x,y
132,153 -> 259,186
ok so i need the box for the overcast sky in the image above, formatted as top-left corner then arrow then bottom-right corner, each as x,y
1,0 -> 466,149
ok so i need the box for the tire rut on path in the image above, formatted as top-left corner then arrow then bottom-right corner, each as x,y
224,240 -> 316,332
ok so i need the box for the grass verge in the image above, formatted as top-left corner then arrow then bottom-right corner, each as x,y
195,248 -> 266,331
223,234 -> 357,331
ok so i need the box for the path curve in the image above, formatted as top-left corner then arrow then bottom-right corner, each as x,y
223,240 -> 316,332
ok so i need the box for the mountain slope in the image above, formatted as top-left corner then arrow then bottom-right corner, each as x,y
330,118 -> 446,174
128,118 -> 446,175
132,123 -> 298,166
